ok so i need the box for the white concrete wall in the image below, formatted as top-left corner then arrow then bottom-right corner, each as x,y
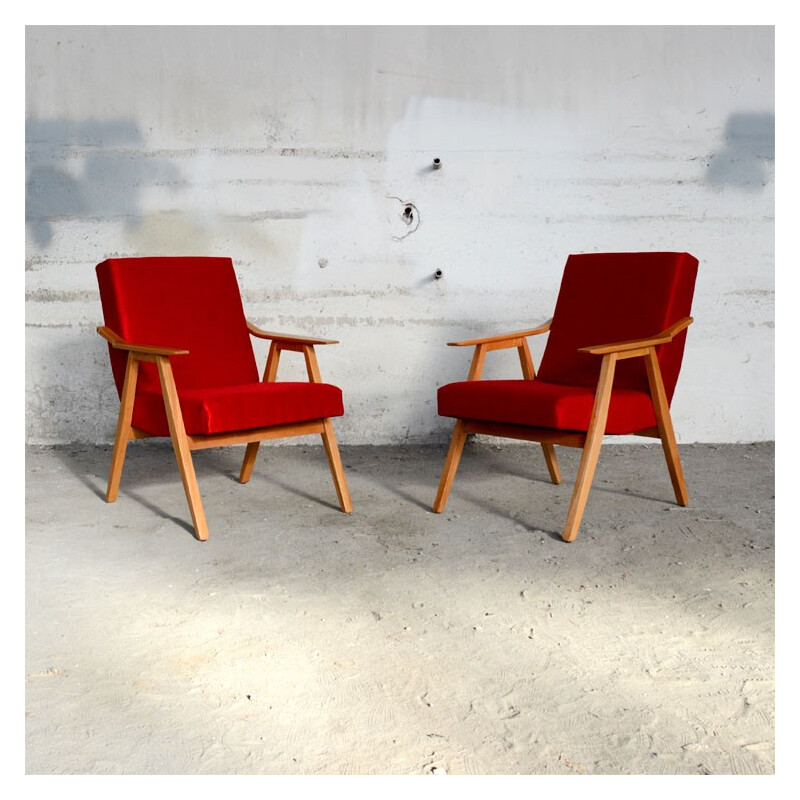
25,25 -> 775,445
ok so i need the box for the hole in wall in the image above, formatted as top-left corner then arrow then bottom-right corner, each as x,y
386,196 -> 420,240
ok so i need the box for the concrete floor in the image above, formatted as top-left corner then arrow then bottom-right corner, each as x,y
25,439 -> 775,775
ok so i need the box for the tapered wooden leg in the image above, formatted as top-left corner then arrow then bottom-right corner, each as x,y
562,354 -> 618,542
156,357 -> 209,541
239,442 -> 260,484
433,420 -> 468,513
106,355 -> 139,503
645,349 -> 689,506
321,419 -> 352,513
541,443 -> 561,485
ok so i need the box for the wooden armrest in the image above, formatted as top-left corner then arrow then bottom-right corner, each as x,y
246,320 -> 338,346
448,319 -> 552,347
97,326 -> 189,356
578,317 -> 693,356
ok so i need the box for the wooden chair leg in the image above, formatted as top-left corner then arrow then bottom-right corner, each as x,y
106,355 -> 139,502
156,357 -> 210,541
562,354 -> 617,542
541,443 -> 561,485
517,338 -> 562,485
433,419 -> 468,513
240,343 -> 283,484
239,442 -> 260,484
645,349 -> 689,506
321,419 -> 353,513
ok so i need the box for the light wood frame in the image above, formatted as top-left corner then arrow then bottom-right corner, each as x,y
433,317 -> 693,542
98,322 -> 352,541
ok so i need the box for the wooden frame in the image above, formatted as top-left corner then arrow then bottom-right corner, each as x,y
433,317 -> 693,542
98,323 -> 352,542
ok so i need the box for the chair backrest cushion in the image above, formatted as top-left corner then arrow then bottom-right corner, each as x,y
96,256 -> 259,396
537,252 -> 698,400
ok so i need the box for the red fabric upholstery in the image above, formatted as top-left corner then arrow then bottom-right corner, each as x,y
438,252 -> 698,434
133,382 -> 344,436
97,256 -> 259,396
537,252 -> 698,400
96,256 -> 344,436
438,380 -> 655,435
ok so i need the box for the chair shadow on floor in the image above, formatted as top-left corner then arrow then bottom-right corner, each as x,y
52,442 -> 341,539
371,440 -> 688,542
218,465 -> 343,513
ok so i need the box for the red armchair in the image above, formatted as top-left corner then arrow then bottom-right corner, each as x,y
96,256 -> 352,541
433,251 -> 698,542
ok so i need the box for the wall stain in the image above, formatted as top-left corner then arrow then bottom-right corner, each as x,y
26,289 -> 98,303
277,147 -> 385,160
26,118 -> 182,248
39,145 -> 389,161
706,112 -> 774,190
233,211 -> 311,221
266,315 -> 508,330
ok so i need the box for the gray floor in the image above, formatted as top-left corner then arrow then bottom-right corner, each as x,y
25,440 -> 775,775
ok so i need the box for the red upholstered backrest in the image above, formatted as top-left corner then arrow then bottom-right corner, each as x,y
96,256 -> 258,396
537,252 -> 698,400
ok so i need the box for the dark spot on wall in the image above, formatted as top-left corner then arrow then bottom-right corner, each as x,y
706,112 -> 774,190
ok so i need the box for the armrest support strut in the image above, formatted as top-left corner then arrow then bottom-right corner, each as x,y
449,320 -> 552,381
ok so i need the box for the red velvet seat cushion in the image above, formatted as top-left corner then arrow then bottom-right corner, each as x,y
132,381 -> 344,437
438,379 -> 656,435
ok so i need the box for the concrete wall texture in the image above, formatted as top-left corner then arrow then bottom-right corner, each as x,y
25,25 -> 775,445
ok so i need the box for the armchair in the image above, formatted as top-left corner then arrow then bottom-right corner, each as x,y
433,251 -> 698,542
96,256 -> 352,541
